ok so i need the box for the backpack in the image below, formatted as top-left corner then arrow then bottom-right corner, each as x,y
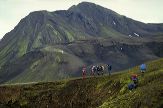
128,83 -> 136,90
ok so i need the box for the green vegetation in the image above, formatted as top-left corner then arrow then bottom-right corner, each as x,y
32,32 -> 43,49
100,24 -> 126,38
0,58 -> 162,108
17,37 -> 28,56
2,47 -> 84,83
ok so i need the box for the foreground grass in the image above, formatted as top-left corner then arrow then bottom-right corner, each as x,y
0,59 -> 163,108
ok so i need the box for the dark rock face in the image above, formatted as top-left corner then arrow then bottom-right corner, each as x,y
68,2 -> 163,36
0,2 -> 163,83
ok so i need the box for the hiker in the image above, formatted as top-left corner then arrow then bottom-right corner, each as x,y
97,66 -> 100,75
97,65 -> 104,75
82,65 -> 86,79
101,65 -> 105,75
107,64 -> 112,75
131,74 -> 138,87
128,74 -> 139,90
91,65 -> 96,76
128,83 -> 136,90
140,63 -> 146,77
140,63 -> 146,73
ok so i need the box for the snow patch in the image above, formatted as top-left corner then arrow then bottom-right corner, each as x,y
54,49 -> 64,54
61,50 -> 64,54
134,33 -> 139,37
113,21 -> 116,25
58,50 -> 64,54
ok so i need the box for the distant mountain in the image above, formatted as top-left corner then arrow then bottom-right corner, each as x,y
0,2 -> 163,83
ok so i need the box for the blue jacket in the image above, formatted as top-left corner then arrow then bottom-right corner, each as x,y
140,64 -> 146,70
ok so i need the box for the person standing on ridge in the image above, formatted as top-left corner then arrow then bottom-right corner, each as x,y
140,63 -> 147,77
107,64 -> 112,75
82,65 -> 86,79
91,65 -> 96,76
101,65 -> 105,75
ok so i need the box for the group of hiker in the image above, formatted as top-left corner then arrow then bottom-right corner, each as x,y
82,63 -> 147,91
128,63 -> 147,90
82,64 -> 112,78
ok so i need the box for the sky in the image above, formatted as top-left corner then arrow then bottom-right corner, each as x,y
0,0 -> 163,39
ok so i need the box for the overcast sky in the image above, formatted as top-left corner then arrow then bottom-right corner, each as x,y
0,0 -> 163,39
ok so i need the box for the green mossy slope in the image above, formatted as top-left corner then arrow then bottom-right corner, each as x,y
0,58 -> 162,108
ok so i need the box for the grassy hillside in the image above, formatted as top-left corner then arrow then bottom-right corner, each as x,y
0,58 -> 162,108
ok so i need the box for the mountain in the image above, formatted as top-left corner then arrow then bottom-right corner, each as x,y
0,58 -> 163,107
0,2 -> 163,83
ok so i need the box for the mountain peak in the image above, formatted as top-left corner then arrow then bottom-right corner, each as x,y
69,2 -> 104,11
69,2 -> 97,10
69,2 -> 102,11
68,2 -> 120,18
77,1 -> 97,6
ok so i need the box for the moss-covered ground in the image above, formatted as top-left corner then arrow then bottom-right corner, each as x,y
0,58 -> 162,108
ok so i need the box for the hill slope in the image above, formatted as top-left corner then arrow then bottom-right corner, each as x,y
0,2 -> 163,83
0,40 -> 163,84
0,58 -> 162,108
